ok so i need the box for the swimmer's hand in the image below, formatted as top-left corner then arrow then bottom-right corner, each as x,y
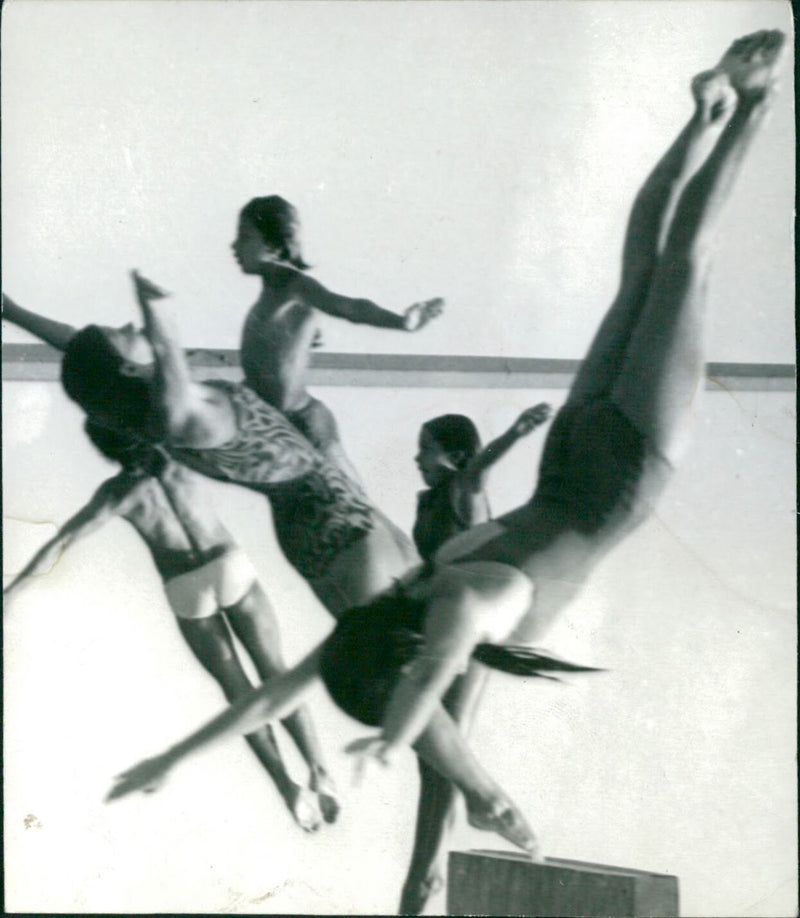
131,270 -> 170,304
105,754 -> 172,802
512,403 -> 552,437
403,297 -> 444,331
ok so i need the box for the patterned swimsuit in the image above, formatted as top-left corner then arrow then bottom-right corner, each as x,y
170,381 -> 374,581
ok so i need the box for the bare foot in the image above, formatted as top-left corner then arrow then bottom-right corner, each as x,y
400,869 -> 444,915
287,785 -> 323,833
466,796 -> 543,860
691,70 -> 736,124
715,30 -> 785,95
309,767 -> 340,824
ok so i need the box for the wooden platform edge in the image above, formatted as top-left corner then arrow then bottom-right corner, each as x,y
446,850 -> 680,918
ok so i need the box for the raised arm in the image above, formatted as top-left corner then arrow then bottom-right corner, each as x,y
131,272 -> 235,447
459,403 -> 552,493
4,473 -> 140,601
2,294 -> 78,351
106,645 -> 323,801
299,275 -> 444,331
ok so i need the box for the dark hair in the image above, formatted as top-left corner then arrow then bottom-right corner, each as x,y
240,195 -> 310,270
61,325 -> 150,430
83,419 -> 167,475
422,414 -> 481,468
319,592 -> 428,727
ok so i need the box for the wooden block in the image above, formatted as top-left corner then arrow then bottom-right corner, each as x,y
447,850 -> 679,917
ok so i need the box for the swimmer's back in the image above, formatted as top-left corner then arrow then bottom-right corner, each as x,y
120,463 -> 234,581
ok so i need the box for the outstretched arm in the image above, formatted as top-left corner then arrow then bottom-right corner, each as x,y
460,403 -> 552,493
132,272 -> 235,447
300,275 -> 444,331
2,294 -> 78,351
4,473 -> 140,600
106,645 -> 323,801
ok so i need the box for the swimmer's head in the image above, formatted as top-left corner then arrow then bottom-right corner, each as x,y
416,414 -> 481,486
234,196 -> 310,272
84,419 -> 167,475
61,325 -> 154,436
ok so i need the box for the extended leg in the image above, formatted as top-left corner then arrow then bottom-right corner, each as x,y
610,31 -> 784,458
401,663 -> 490,914
225,582 -> 340,822
107,647 -> 325,802
178,614 -> 323,831
569,70 -> 737,404
493,37 -> 784,595
413,705 -> 540,857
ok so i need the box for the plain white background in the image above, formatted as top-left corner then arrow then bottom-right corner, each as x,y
3,1 -> 796,915
2,0 -> 794,361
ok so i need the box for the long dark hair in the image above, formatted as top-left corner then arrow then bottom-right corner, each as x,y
61,325 -> 150,431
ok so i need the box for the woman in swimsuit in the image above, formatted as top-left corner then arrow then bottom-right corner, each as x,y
413,406 -> 551,563
403,404 -> 551,910
5,423 -> 338,830
3,278 -> 481,888
104,33 -> 785,894
4,274 -> 420,618
235,195 -> 443,481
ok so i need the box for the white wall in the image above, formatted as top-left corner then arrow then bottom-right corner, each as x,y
3,0 -> 796,915
2,0 -> 794,362
3,379 -> 796,916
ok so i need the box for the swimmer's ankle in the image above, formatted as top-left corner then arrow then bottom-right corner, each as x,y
465,793 -> 541,858
400,868 -> 444,915
309,765 -> 340,824
286,783 -> 323,833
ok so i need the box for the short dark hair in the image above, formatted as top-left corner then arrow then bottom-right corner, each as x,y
61,325 -> 150,430
422,414 -> 482,468
240,196 -> 310,270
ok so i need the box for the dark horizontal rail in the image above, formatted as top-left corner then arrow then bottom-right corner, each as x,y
2,343 -> 794,391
